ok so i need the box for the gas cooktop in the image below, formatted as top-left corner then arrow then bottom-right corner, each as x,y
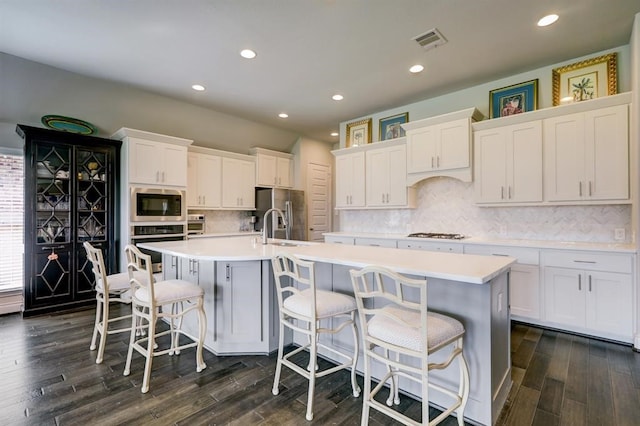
407,232 -> 466,240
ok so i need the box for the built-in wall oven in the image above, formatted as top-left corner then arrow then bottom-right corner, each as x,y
130,187 -> 186,222
130,223 -> 186,273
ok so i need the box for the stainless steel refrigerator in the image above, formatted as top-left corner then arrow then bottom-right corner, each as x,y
254,188 -> 306,241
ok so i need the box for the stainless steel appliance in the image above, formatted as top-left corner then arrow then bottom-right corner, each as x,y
130,187 -> 186,222
130,223 -> 186,273
187,214 -> 205,235
407,232 -> 466,240
254,188 -> 306,241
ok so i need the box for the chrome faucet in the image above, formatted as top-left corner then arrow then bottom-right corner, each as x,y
262,208 -> 288,244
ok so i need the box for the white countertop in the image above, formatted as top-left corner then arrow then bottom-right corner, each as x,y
188,231 -> 260,239
323,232 -> 637,253
138,237 -> 514,284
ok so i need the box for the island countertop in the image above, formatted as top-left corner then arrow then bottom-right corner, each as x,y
138,236 -> 514,284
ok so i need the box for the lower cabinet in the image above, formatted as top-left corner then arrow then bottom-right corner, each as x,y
542,251 -> 633,342
398,239 -> 464,253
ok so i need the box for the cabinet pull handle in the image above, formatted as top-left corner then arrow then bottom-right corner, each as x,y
589,181 -> 592,196
588,275 -> 592,292
579,181 -> 582,196
573,260 -> 596,264
578,274 -> 581,291
162,171 -> 166,182
437,156 -> 440,168
202,196 -> 205,205
508,186 -> 512,199
382,194 -> 385,203
226,264 -> 230,281
156,171 -> 160,182
501,186 -> 504,199
491,253 -> 509,257
193,259 -> 198,275
171,256 -> 177,269
431,157 -> 434,168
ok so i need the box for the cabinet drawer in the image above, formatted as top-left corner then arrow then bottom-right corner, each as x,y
355,237 -> 397,248
464,245 -> 539,265
325,235 -> 355,245
542,250 -> 632,273
397,240 -> 463,253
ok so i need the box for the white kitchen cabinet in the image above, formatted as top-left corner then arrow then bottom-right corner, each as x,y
221,156 -> 256,209
542,250 -> 633,342
544,104 -> 629,203
406,118 -> 470,173
187,152 -> 222,208
464,245 -> 540,320
214,260 -> 263,353
251,148 -> 293,188
366,144 -> 408,207
474,121 -> 543,204
176,258 -> 215,345
324,235 -> 355,245
398,239 -> 463,253
335,151 -> 365,208
128,138 -> 188,187
354,237 -> 397,248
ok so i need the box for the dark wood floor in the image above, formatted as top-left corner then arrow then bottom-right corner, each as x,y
1,306 -> 639,425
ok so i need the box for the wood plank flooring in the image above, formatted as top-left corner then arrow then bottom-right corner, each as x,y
1,306 -> 639,425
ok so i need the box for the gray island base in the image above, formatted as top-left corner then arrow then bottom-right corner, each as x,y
139,236 -> 515,425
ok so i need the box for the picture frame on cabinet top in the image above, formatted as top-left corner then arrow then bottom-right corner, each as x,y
489,79 -> 538,119
552,52 -> 617,106
379,112 -> 408,141
345,118 -> 372,148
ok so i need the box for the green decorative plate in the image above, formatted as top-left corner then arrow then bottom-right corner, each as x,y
41,115 -> 97,135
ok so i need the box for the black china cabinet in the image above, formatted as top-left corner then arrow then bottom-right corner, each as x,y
17,125 -> 121,316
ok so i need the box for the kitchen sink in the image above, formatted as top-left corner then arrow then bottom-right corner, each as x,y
269,242 -> 300,247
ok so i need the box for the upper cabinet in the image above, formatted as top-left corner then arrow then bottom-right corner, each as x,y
402,108 -> 483,184
544,104 -> 629,203
187,152 -> 222,209
475,121 -> 543,204
221,156 -> 256,210
112,128 -> 192,188
333,138 -> 415,210
250,147 -> 293,188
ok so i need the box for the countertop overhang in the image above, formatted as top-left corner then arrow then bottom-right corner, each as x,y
138,236 -> 514,284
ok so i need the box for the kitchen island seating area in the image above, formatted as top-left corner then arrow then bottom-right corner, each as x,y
351,266 -> 470,426
122,244 -> 207,393
271,253 -> 361,421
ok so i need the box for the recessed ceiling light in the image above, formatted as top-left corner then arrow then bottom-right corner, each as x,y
537,14 -> 559,27
330,132 -> 339,137
332,94 -> 344,101
409,64 -> 424,73
240,49 -> 257,59
278,113 -> 288,118
191,84 -> 205,91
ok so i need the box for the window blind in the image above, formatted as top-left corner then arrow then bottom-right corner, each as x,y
0,153 -> 23,291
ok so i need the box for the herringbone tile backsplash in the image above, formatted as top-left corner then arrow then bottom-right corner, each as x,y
340,178 -> 632,243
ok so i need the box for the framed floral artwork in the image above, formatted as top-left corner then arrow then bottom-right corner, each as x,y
379,112 -> 408,141
345,118 -> 372,147
489,79 -> 538,119
552,53 -> 617,105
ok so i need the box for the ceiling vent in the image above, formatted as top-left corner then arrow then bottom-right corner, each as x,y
413,28 -> 447,51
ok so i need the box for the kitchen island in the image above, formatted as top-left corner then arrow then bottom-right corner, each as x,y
139,236 -> 514,425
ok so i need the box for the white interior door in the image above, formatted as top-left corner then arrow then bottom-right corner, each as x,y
306,162 -> 331,241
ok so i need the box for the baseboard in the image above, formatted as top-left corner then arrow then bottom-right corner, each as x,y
0,290 -> 23,315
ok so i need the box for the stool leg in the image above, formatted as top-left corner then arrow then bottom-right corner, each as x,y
306,324 -> 318,422
95,297 -> 110,364
360,345 -> 371,426
349,313 -> 361,397
123,304 -> 138,377
141,311 -> 157,393
90,295 -> 102,351
457,339 -> 470,426
195,299 -> 207,372
272,320 -> 285,396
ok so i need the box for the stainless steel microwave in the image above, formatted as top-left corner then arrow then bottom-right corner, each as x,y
130,187 -> 186,222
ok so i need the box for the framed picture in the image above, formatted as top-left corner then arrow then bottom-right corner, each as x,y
489,79 -> 538,119
552,53 -> 617,105
379,112 -> 408,141
345,118 -> 372,147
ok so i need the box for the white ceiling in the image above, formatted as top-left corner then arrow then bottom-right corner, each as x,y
1,0 -> 639,147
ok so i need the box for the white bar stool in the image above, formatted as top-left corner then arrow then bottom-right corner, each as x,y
84,241 -> 142,364
123,244 -> 207,393
271,253 -> 360,421
350,266 -> 470,426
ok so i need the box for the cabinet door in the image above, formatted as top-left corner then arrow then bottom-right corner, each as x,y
544,113 -> 586,201
586,270 -> 632,338
335,152 -> 365,207
215,261 -> 263,349
437,118 -> 470,170
129,138 -> 164,184
221,158 -> 255,209
276,157 -> 292,188
510,121 -> 542,203
544,267 -> 585,327
256,154 -> 277,187
406,126 -> 438,173
509,264 -> 540,319
365,149 -> 389,207
187,153 -> 200,207
585,104 -> 629,200
474,128 -> 508,203
386,145 -> 408,206
199,155 -> 222,208
162,144 -> 187,186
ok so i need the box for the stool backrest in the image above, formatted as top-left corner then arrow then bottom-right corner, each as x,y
271,253 -> 316,315
84,241 -> 107,292
124,244 -> 156,307
350,266 -> 427,355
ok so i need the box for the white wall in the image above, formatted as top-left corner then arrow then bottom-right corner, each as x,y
337,44 -> 636,243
